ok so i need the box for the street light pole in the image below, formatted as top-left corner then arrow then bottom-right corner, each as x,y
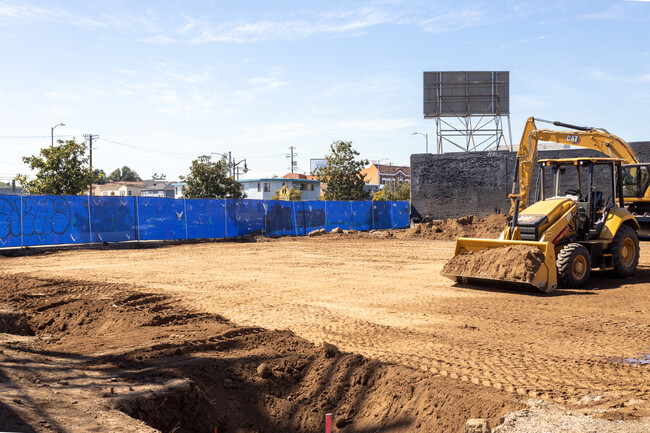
412,132 -> 429,154
211,151 -> 233,177
51,122 -> 65,147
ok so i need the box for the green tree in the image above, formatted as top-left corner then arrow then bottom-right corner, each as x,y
271,186 -> 302,201
315,140 -> 369,200
16,138 -> 96,195
94,169 -> 107,185
107,166 -> 142,182
372,180 -> 410,201
181,155 -> 244,199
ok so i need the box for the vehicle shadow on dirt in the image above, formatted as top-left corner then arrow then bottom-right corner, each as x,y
451,265 -> 650,297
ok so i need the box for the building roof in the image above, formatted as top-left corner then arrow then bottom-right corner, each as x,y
141,181 -> 175,191
282,173 -> 320,180
99,181 -> 146,188
375,164 -> 411,175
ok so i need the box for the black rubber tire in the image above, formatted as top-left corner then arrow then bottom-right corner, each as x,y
557,243 -> 591,289
608,224 -> 639,278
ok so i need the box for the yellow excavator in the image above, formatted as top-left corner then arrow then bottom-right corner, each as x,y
442,118 -> 642,292
511,117 -> 650,236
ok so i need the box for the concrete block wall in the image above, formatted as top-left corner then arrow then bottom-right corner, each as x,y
410,142 -> 650,222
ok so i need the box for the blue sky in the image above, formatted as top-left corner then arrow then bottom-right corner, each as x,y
1,0 -> 650,182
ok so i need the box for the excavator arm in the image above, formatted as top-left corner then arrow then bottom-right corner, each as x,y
509,117 -> 639,214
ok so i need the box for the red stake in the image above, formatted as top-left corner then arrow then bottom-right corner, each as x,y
325,413 -> 332,433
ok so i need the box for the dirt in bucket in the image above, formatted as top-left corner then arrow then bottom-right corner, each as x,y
442,244 -> 546,283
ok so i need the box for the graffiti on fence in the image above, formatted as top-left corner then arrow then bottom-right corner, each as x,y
266,202 -> 295,234
0,196 -> 74,239
296,207 -> 326,229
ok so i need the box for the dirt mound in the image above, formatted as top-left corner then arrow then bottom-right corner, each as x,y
0,273 -> 520,433
442,245 -> 546,283
406,214 -> 510,240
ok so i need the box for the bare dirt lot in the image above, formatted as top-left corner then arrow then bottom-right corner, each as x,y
1,230 -> 649,432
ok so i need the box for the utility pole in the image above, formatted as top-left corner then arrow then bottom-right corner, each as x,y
84,134 -> 99,196
286,146 -> 297,173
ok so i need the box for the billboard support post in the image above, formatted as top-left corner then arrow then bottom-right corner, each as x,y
423,71 -> 511,153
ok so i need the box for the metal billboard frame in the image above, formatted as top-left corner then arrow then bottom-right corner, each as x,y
423,71 -> 512,153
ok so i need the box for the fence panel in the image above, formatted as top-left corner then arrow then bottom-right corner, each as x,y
0,195 -> 23,247
264,200 -> 297,236
300,200 -> 327,233
325,201 -> 352,231
137,197 -> 187,241
391,201 -> 410,229
22,195 -> 91,246
351,201 -> 372,231
226,199 -> 265,237
372,201 -> 392,230
90,196 -> 137,242
185,198 -> 227,239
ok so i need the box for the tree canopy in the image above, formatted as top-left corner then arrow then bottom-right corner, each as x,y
107,166 -> 142,182
181,155 -> 244,199
372,180 -> 410,201
16,138 -> 97,195
315,140 -> 368,200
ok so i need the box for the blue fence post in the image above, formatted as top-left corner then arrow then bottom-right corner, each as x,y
87,195 -> 93,244
390,201 -> 395,229
324,201 -> 328,232
20,193 -> 24,247
350,200 -> 354,230
184,197 -> 188,239
135,196 -> 140,242
224,199 -> 228,239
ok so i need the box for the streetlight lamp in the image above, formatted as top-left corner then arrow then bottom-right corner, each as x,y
51,123 -> 65,147
412,132 -> 428,154
232,158 -> 248,180
211,151 -> 232,177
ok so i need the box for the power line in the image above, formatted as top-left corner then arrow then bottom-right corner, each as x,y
0,135 -> 72,139
101,138 -> 197,160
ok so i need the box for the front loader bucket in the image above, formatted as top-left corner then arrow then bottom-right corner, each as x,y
441,238 -> 557,293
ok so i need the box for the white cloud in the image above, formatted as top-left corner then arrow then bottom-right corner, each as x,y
420,9 -> 490,33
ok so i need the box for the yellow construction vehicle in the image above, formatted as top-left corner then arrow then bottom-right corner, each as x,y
510,117 -> 650,236
443,157 -> 640,292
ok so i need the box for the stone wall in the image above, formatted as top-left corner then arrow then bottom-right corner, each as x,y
410,142 -> 650,222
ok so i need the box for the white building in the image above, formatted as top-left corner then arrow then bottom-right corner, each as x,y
239,178 -> 321,200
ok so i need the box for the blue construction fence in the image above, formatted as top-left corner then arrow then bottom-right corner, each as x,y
0,195 -> 410,248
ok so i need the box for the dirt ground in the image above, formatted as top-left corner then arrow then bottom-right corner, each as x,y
1,227 -> 649,432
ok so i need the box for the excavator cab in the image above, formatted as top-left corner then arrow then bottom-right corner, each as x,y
621,164 -> 650,198
623,164 -> 650,237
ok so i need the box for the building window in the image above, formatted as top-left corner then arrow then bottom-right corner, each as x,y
120,191 -> 125,196
257,183 -> 261,192
264,182 -> 270,192
308,184 -> 314,191
110,191 -> 116,196
128,190 -> 132,196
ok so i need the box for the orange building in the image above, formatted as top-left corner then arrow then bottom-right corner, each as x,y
361,163 -> 411,187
